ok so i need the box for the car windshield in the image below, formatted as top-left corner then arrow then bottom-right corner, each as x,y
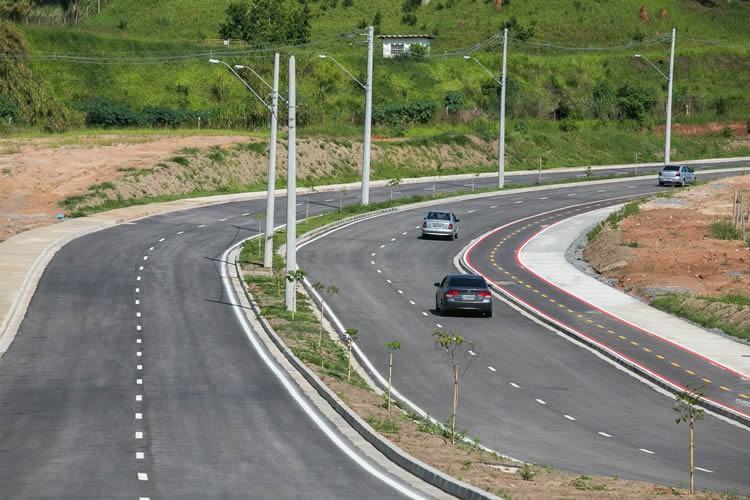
449,276 -> 486,288
427,212 -> 451,220
662,166 -> 680,171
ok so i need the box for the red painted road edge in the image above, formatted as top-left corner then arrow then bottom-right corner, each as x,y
462,200 -> 750,423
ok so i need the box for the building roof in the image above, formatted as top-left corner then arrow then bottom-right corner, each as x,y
377,34 -> 436,40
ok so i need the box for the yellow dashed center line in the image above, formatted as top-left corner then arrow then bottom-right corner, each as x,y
585,319 -> 594,324
719,386 -> 732,392
642,347 -> 651,352
685,369 -> 695,375
630,341 -> 639,346
670,362 -> 680,368
739,393 -> 749,399
618,335 -> 627,340
702,378 -> 712,384
656,354 -> 665,360
596,324 -> 605,329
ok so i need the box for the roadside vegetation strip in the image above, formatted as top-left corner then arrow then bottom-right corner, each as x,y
651,294 -> 750,344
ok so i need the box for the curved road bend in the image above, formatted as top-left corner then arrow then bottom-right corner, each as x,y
299,173 -> 750,493
0,160 -> 745,497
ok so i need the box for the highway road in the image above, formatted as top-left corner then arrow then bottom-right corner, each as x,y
299,170 -> 750,493
0,160 -> 746,497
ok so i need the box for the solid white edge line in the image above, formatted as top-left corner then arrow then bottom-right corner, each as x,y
220,241 -> 422,499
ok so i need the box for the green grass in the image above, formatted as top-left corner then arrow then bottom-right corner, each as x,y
588,199 -> 644,241
709,219 -> 742,240
77,0 -> 750,47
365,416 -> 400,434
651,294 -> 750,342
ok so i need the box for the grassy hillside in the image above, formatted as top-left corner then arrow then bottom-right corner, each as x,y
80,0 -> 750,46
3,0 -> 749,163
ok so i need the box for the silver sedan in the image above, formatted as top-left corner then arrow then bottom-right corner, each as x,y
421,210 -> 459,240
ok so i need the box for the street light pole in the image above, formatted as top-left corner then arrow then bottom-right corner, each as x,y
285,55 -> 297,312
263,53 -> 280,269
635,27 -> 676,167
362,25 -> 374,205
664,27 -> 676,166
318,25 -> 374,206
498,27 -> 508,188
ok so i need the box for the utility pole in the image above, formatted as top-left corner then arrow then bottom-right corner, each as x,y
263,53 -> 280,269
285,56 -> 297,312
498,27 -> 508,188
664,27 -> 676,166
362,26 -> 374,205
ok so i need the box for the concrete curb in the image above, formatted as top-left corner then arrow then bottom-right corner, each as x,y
232,241 -> 497,500
457,217 -> 750,428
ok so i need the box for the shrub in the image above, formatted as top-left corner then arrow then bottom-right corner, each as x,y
373,99 -> 437,125
76,96 -> 142,127
519,463 -> 536,481
709,219 -> 740,240
616,83 -> 657,123
444,92 -> 463,113
0,93 -> 17,119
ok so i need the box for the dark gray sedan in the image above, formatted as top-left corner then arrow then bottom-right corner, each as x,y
435,274 -> 492,317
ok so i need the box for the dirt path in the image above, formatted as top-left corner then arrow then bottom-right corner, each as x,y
0,134 -> 251,241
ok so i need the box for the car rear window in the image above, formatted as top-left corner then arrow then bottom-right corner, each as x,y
662,166 -> 680,171
449,276 -> 486,288
427,212 -> 451,220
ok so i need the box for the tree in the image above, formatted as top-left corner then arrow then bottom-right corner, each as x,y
384,341 -> 401,412
285,268 -> 306,318
387,178 -> 401,201
0,0 -> 32,22
674,384 -> 705,495
432,329 -> 477,444
345,327 -> 359,383
219,0 -> 310,46
311,281 -> 339,359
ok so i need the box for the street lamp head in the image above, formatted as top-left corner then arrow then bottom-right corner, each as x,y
463,55 -> 471,60
208,59 -> 220,64
233,64 -> 245,69
318,54 -> 327,59
634,54 -> 642,58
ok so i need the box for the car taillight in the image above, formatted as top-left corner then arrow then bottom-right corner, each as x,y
445,290 -> 460,297
674,172 -> 680,177
448,223 -> 453,229
478,291 -> 491,297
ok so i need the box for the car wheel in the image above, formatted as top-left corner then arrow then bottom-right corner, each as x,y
486,309 -> 493,318
436,300 -> 442,315
658,181 -> 664,186
681,179 -> 686,187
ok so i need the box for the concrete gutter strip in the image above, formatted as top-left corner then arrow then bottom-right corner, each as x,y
518,206 -> 750,379
232,246 -> 496,500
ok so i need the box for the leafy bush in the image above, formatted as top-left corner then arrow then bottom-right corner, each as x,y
219,0 -> 310,46
76,96 -> 143,127
0,93 -> 17,119
444,92 -> 463,113
373,99 -> 437,125
616,83 -> 657,123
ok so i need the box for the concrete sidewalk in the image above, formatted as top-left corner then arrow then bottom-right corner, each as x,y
518,205 -> 750,379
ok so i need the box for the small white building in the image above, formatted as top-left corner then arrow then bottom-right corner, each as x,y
378,34 -> 435,58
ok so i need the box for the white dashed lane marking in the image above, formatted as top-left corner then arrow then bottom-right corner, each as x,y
422,311 -> 429,317
135,288 -> 140,293
137,473 -> 148,481
390,238 -> 396,242
380,244 -> 385,248
402,231 -> 408,236
135,413 -> 143,420
136,338 -> 142,344
148,246 -> 154,251
397,290 -> 404,294
370,260 -> 375,265
567,193 -> 576,196
135,432 -> 143,439
538,197 -> 548,200
136,379 -> 143,385
177,231 -> 184,235
241,212 -> 251,216
563,414 -> 576,421
409,300 -> 415,305
135,300 -> 140,305
136,312 -> 141,318
489,205 -> 497,209
536,399 -> 546,405
136,325 -> 142,331
139,266 -> 144,271
695,467 -> 714,473
386,279 -> 392,284
468,350 -> 477,356
371,252 -> 376,257
136,395 -> 143,401
598,431 -> 612,438
514,200 -> 523,204
136,452 -> 145,460
136,276 -> 141,281
137,351 -> 142,357
219,218 -> 227,222
377,269 -> 382,274
158,238 -> 165,242
137,365 -> 143,371
509,382 -> 520,388
597,189 -> 607,193
436,323 -> 443,328
639,448 -> 655,455
487,366 -> 496,372
467,209 -> 476,213
198,224 -> 206,228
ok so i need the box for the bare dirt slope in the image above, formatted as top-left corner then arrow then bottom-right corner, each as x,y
0,134 -> 251,241
585,175 -> 750,338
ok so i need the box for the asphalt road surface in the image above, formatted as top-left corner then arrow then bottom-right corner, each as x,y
300,169 -> 750,493
0,160 -> 747,497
